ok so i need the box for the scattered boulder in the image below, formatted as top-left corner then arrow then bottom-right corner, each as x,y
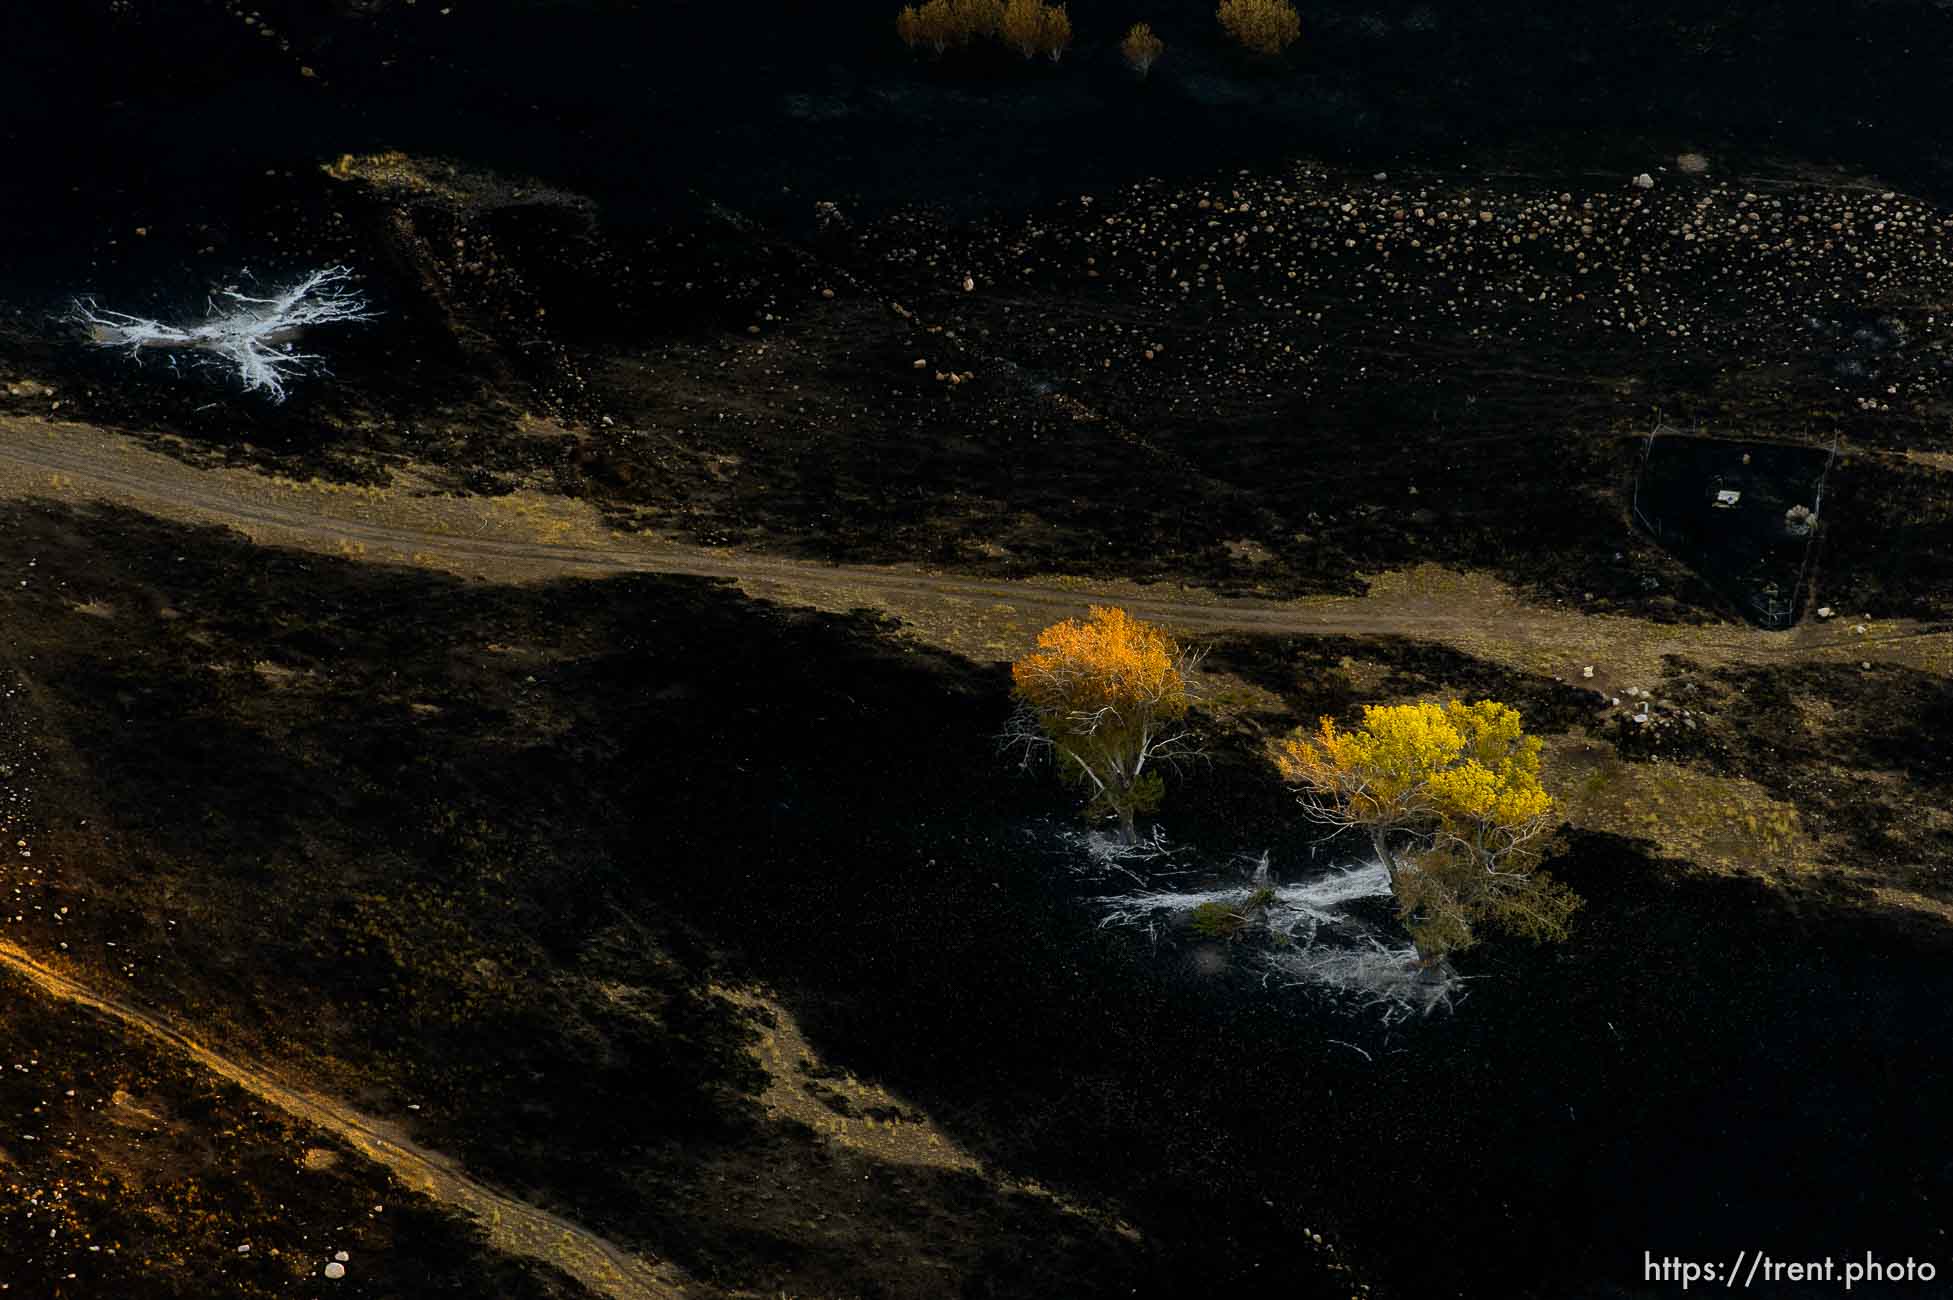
1631,172 -> 1656,189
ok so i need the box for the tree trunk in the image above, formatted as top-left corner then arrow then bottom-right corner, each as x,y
1117,805 -> 1137,845
1371,826 -> 1436,968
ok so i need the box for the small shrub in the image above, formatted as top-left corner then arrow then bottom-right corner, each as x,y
951,0 -> 1005,43
1039,3 -> 1071,60
1189,900 -> 1245,940
1187,886 -> 1276,940
896,0 -> 962,53
1120,21 -> 1165,76
896,5 -> 926,49
906,0 -> 1065,59
1001,0 -> 1045,56
1217,0 -> 1300,56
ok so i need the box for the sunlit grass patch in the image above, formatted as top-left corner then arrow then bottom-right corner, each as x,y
1544,734 -> 1816,874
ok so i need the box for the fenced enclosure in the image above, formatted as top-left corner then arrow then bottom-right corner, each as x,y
1631,425 -> 1838,629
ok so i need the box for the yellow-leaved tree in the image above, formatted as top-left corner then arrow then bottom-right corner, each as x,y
949,0 -> 1006,44
1271,699 -> 1578,965
1217,0 -> 1300,56
898,0 -> 1003,53
1037,3 -> 1072,60
1005,607 -> 1205,843
1120,22 -> 1166,76
1001,0 -> 1046,57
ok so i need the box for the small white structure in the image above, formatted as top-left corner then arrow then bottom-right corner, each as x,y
1713,489 -> 1741,508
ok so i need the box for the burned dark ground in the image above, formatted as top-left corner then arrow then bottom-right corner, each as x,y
0,499 -> 1948,1299
1,1 -> 1952,1297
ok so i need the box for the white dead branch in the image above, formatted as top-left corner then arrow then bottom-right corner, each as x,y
70,266 -> 376,403
1082,845 -> 1462,1022
1263,938 -> 1467,1025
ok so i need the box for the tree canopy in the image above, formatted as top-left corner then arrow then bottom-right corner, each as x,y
1272,699 -> 1577,963
1005,606 -> 1203,843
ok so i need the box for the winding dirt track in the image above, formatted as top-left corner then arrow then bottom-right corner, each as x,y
0,415 -> 1947,674
0,940 -> 690,1300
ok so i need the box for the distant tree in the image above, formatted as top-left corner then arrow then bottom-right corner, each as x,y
896,0 -> 954,53
896,4 -> 928,50
1216,0 -> 1300,56
950,0 -> 1005,44
1120,21 -> 1165,76
1038,3 -> 1072,60
1005,606 -> 1205,844
1001,0 -> 1070,60
1271,699 -> 1579,965
1000,0 -> 1045,57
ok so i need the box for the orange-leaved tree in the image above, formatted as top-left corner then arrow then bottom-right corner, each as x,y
1271,699 -> 1578,965
1001,0 -> 1071,60
1216,0 -> 1300,56
1001,0 -> 1046,56
1120,22 -> 1165,76
897,0 -> 1004,52
950,0 -> 1006,44
1005,606 -> 1205,843
1037,2 -> 1072,60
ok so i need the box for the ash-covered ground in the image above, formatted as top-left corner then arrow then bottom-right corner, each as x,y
0,3 -> 1950,1298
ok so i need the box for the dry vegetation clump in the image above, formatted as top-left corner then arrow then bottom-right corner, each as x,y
896,0 -> 983,53
900,0 -> 1072,57
1120,21 -> 1165,75
1217,0 -> 1301,56
1001,0 -> 1072,60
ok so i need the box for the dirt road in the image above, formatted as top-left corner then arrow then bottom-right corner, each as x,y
0,938 -> 692,1300
0,415 -> 1946,685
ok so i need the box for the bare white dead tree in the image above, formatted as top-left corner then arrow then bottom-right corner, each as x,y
69,265 -> 377,404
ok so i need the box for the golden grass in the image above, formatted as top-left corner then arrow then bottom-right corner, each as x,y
713,983 -> 1143,1240
1543,733 -> 1818,875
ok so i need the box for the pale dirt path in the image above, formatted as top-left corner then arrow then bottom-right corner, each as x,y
0,414 -> 1946,687
0,938 -> 694,1300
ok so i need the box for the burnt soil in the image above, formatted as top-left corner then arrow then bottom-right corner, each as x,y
0,499 -> 1948,1298
6,3 -> 1953,630
1,1 -> 1952,1297
0,961 -> 587,1300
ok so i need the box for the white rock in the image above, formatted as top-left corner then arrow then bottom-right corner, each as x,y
1581,666 -> 1595,679
1861,661 -> 1872,670
1817,606 -> 1834,618
1854,624 -> 1867,634
334,1251 -> 350,1262
325,1261 -> 347,1280
1632,173 -> 1655,189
